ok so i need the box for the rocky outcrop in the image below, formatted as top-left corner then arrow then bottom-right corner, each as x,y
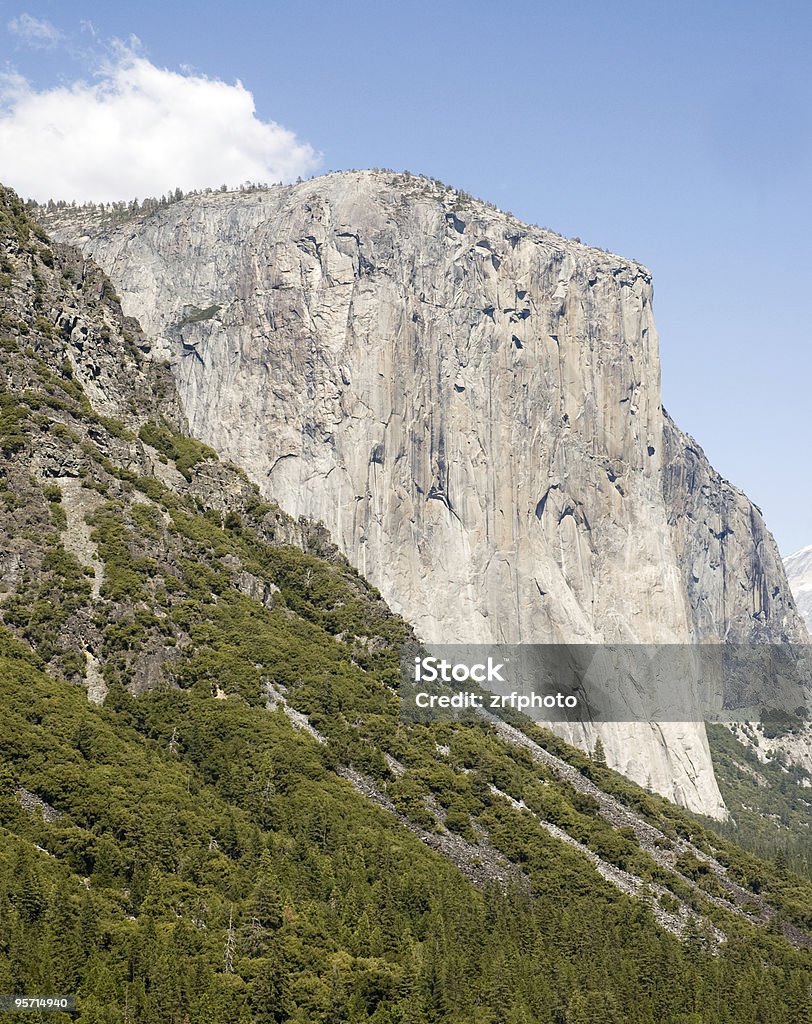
664,424 -> 808,644
44,171 -> 807,818
785,545 -> 812,633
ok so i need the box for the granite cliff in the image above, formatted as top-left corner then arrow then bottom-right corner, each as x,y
785,546 -> 812,632
44,171 -> 808,818
4,181 -> 812,1021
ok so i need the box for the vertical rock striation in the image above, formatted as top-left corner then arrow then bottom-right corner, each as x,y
663,421 -> 807,645
45,171 -> 807,817
784,545 -> 812,633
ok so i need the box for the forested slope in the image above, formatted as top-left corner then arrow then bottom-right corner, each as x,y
1,185 -> 811,1023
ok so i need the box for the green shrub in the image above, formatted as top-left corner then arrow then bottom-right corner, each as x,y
138,421 -> 217,480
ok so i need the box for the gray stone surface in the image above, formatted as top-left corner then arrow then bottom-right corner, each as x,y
785,545 -> 812,632
45,170 -> 808,818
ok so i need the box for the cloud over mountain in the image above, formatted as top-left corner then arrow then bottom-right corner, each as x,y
0,45 -> 320,203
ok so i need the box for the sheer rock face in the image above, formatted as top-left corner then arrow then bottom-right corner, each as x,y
663,423 -> 808,646
784,546 -> 812,633
46,171 -> 806,818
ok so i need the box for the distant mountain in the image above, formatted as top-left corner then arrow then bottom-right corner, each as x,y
785,545 -> 812,632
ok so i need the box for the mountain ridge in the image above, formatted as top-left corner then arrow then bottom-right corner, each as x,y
3,181 -> 812,1022
41,170 -> 808,820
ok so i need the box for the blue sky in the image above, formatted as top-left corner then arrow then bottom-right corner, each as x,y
1,0 -> 810,554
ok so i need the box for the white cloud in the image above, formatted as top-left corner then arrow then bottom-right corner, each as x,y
7,13 -> 63,48
0,46 -> 321,202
